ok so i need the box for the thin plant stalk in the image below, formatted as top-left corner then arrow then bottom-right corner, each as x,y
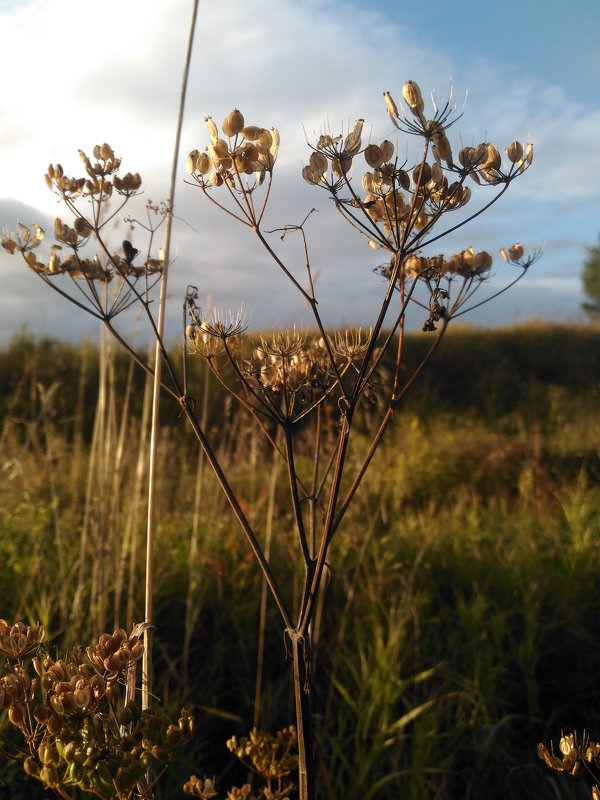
142,0 -> 201,712
253,432 -> 282,728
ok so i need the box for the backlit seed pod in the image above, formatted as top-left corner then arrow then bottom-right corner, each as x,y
332,157 -> 352,177
8,703 -> 25,727
99,142 -> 115,160
222,109 -> 245,137
505,140 -> 524,163
473,251 -> 493,272
412,162 -> 432,186
204,116 -> 219,143
526,142 -> 534,164
186,149 -> 201,174
430,162 -> 444,187
255,129 -> 273,153
209,139 -> 230,160
309,151 -> 328,174
74,687 -> 92,708
509,243 -> 524,261
302,165 -> 320,185
364,144 -> 383,168
433,133 -> 452,163
402,80 -> 424,114
269,127 -> 280,157
379,140 -> 394,162
482,143 -> 501,170
209,171 -> 224,187
234,153 -> 251,173
344,119 -> 364,155
196,152 -> 211,174
240,142 -> 259,162
242,125 -> 261,140
362,172 -> 375,192
49,695 -> 64,715
383,91 -> 399,119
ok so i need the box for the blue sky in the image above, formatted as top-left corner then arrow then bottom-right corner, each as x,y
0,0 -> 599,343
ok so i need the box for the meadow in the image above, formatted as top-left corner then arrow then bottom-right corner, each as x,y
0,323 -> 598,799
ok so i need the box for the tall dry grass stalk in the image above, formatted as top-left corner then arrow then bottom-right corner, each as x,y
142,0 -> 200,713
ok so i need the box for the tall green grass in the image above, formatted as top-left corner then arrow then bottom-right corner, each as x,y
0,324 -> 598,799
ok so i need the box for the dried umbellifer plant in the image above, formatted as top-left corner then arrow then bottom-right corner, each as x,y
3,79 -> 537,799
0,619 -> 192,799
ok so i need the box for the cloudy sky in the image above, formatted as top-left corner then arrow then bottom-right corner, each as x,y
1,0 -> 599,345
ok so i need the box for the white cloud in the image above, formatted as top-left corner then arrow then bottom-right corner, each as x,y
0,0 -> 596,343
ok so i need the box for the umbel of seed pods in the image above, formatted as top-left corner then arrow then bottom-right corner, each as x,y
299,79 -> 532,279
186,109 -> 280,189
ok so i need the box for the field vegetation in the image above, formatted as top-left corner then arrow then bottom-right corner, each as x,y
0,324 -> 598,799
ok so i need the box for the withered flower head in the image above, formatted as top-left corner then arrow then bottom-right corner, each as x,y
0,620 -> 44,659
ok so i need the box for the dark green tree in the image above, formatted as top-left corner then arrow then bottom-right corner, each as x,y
582,234 -> 600,317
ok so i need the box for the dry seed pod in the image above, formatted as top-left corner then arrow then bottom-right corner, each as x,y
364,144 -> 383,169
505,140 -> 524,163
270,127 -> 280,156
242,125 -> 262,140
302,165 -> 320,185
309,151 -> 328,174
99,142 -> 114,160
482,143 -> 501,170
412,162 -> 432,186
402,80 -> 424,114
186,150 -> 201,175
255,129 -> 273,153
332,157 -> 352,177
433,133 -> 452,164
344,119 -> 364,155
509,243 -> 524,260
430,162 -> 444,187
362,172 -> 376,192
204,116 -> 219,143
209,171 -> 224,187
526,142 -> 533,164
472,251 -> 493,272
222,109 -> 245,137
380,140 -> 394,162
383,91 -> 399,119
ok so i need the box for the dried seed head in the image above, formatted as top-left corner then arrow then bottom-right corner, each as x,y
222,109 -> 245,137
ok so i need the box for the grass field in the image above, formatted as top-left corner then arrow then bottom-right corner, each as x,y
0,324 -> 598,799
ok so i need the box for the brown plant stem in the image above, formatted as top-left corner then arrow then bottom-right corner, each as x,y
142,0 -> 200,713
